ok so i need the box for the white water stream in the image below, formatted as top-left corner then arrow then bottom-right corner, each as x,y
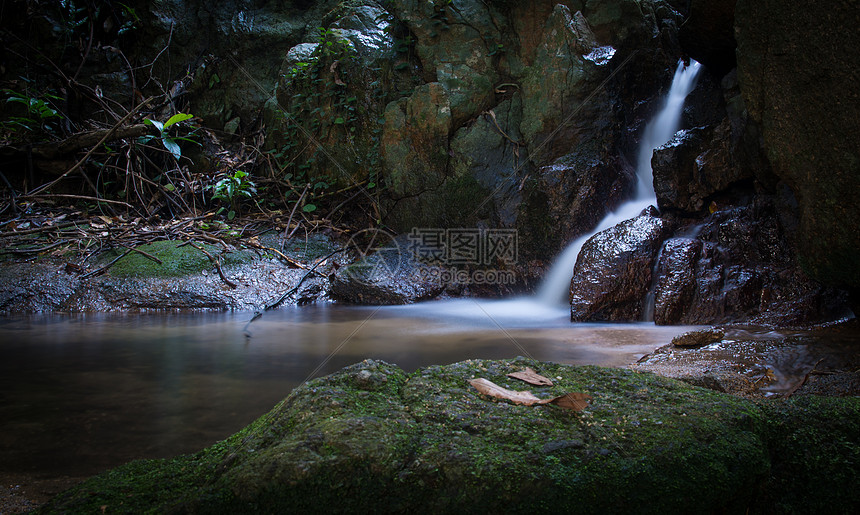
536,59 -> 702,306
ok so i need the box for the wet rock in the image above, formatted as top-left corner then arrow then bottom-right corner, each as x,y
672,328 -> 725,348
381,0 -> 685,246
653,237 -> 701,324
736,0 -> 860,290
447,97 -> 524,227
534,150 -> 637,254
570,211 -> 671,321
653,199 -> 849,326
0,237 -> 338,313
141,0 -> 340,129
388,0 -> 498,126
330,237 -> 446,305
0,263 -> 79,313
652,119 -> 750,213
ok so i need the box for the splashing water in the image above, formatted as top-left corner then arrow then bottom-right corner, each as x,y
537,59 -> 702,306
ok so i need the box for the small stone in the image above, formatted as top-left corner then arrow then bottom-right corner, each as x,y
672,328 -> 725,348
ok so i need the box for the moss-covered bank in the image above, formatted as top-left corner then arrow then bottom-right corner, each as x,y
39,358 -> 859,514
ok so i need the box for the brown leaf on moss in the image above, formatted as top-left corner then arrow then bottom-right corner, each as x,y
469,378 -> 546,406
469,378 -> 590,411
549,392 -> 592,411
507,367 -> 554,386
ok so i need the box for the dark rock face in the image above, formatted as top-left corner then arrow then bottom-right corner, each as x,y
330,260 -> 446,305
380,0 -> 685,250
570,211 -> 671,321
735,0 -> 860,290
677,0 -> 737,77
652,119 -> 750,213
537,152 -> 636,249
653,199 -> 848,326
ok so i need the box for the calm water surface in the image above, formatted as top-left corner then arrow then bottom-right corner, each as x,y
0,299 -> 699,479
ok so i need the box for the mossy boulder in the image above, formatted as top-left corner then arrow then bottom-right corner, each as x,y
102,240 -> 254,279
39,357 -> 860,513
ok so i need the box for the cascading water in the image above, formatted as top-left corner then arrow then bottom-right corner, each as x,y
537,59 -> 702,306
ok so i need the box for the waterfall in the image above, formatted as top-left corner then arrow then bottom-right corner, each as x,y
537,59 -> 702,306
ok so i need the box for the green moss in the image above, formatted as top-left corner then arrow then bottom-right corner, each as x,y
102,240 -> 253,278
282,233 -> 339,261
38,359 -> 860,514
753,396 -> 860,513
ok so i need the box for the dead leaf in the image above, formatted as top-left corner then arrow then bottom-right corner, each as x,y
469,378 -> 546,406
330,61 -> 346,86
507,367 -> 554,386
469,378 -> 591,412
549,392 -> 592,412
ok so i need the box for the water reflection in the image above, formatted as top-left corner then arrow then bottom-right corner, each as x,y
0,302 -> 697,479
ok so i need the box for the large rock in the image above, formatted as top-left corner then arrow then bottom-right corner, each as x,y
735,0 -> 860,291
380,0 -> 686,248
139,0 -> 341,129
653,200 -> 849,326
536,151 -> 636,246
570,210 -> 671,321
652,119 -> 750,213
387,0 -> 500,126
448,96 -> 525,227
330,233 -> 447,304
653,237 -> 701,324
44,357 -> 860,513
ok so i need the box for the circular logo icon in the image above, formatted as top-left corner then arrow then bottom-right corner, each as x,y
342,228 -> 403,285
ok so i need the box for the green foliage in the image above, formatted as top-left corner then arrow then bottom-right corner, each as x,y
210,170 -> 257,220
141,113 -> 197,161
0,88 -> 63,140
50,0 -> 139,40
268,27 -> 364,209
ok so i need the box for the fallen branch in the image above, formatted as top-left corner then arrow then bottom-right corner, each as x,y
120,244 -> 163,264
23,98 -> 152,197
28,194 -> 135,208
81,248 -> 133,279
783,358 -> 825,398
243,246 -> 353,337
5,124 -> 154,162
184,241 -> 237,289
0,221 -> 79,237
0,240 -> 67,254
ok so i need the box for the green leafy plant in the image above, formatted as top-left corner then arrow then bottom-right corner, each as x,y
141,113 -> 196,160
210,170 -> 257,220
1,88 -> 63,137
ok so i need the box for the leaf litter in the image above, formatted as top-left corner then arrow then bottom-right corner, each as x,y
471,366 -> 591,411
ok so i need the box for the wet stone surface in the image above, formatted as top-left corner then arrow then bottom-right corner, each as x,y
632,322 -> 860,398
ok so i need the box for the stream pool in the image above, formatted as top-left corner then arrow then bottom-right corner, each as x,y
0,299 -> 699,480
